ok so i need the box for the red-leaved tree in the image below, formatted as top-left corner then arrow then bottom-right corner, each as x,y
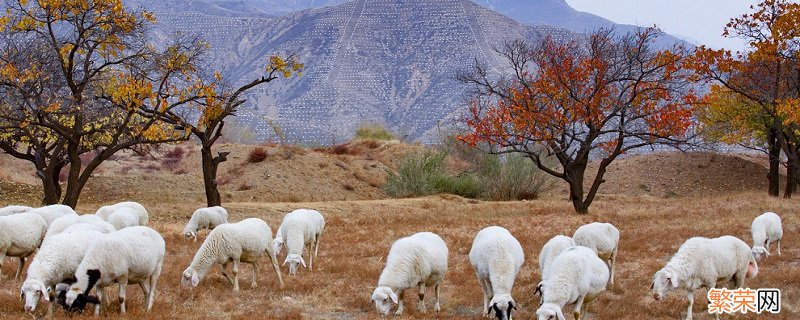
458,28 -> 698,214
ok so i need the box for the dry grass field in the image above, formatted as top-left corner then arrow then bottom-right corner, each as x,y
0,145 -> 798,319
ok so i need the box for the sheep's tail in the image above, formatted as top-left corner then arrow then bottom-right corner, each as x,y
746,255 -> 758,279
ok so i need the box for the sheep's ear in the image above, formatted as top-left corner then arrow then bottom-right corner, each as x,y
649,281 -> 654,290
191,273 -> 200,287
85,295 -> 100,304
19,291 -> 24,303
487,303 -> 495,315
282,258 -> 288,266
41,287 -> 50,301
389,291 -> 398,304
299,256 -> 307,268
668,272 -> 679,288
509,301 -> 516,310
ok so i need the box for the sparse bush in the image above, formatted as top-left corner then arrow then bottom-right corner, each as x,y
355,124 -> 394,141
248,147 -> 269,163
328,143 -> 350,155
433,173 -> 484,198
478,154 -> 556,200
383,151 -> 449,197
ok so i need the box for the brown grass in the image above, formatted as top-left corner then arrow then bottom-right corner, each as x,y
1,192 -> 797,319
247,147 -> 269,163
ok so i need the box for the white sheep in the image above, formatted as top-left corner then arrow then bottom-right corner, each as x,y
371,232 -> 448,316
651,236 -> 758,320
539,235 -> 575,275
65,226 -> 165,315
20,225 -> 108,316
276,209 -> 325,275
181,218 -> 284,291
751,211 -> 783,260
44,214 -> 115,239
182,206 -> 229,241
469,226 -> 524,320
0,205 -> 33,216
535,246 -> 609,320
94,201 -> 148,226
0,212 -> 48,280
106,207 -> 141,230
572,222 -> 619,285
28,205 -> 78,228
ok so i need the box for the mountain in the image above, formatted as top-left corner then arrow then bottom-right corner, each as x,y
130,0 -> 684,144
135,0 -> 578,143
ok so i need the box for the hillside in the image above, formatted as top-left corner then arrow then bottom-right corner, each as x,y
0,142 -> 785,208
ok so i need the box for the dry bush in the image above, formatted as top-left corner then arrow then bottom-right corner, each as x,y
237,183 -> 254,191
342,182 -> 355,191
248,147 -> 269,163
328,143 -> 351,155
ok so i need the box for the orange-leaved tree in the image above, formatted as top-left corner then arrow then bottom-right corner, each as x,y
458,28 -> 698,214
690,0 -> 800,197
0,0 -> 215,207
159,55 -> 303,207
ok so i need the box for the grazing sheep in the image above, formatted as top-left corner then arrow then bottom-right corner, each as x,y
469,226 -> 524,320
535,246 -> 609,320
181,218 -> 284,291
94,201 -> 148,226
572,222 -> 619,285
29,205 -> 78,228
20,225 -> 107,316
277,209 -> 325,275
651,236 -> 758,320
371,232 -> 448,316
0,205 -> 33,216
44,214 -> 115,239
182,206 -> 229,241
751,211 -> 783,260
106,207 -> 141,230
65,226 -> 165,316
539,235 -> 575,275
0,212 -> 48,280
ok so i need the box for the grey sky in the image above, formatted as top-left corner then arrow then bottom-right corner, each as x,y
565,0 -> 760,51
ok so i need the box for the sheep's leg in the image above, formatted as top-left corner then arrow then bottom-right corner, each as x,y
14,256 -> 25,280
220,262 -> 234,285
95,287 -> 104,316
394,290 -> 405,316
0,252 -> 5,278
777,238 -> 781,256
685,290 -> 694,320
146,260 -> 162,311
573,294 -> 585,320
476,272 -> 490,315
417,282 -> 427,312
118,278 -> 128,314
47,288 -> 55,317
434,281 -> 442,313
231,259 -> 240,292
250,262 -> 258,288
314,232 -> 322,257
267,246 -> 284,288
307,239 -> 314,271
609,246 -> 618,286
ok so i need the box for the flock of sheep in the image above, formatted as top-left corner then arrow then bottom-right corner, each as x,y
368,213 -> 782,320
0,201 -> 786,319
0,202 -> 324,317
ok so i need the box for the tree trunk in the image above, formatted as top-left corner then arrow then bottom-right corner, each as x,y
785,164 -> 796,198
565,163 -> 589,214
783,142 -> 800,199
767,128 -> 781,197
201,145 -> 228,207
38,171 -> 61,205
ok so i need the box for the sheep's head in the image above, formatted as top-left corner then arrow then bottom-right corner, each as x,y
65,269 -> 101,311
651,268 -> 679,300
752,246 -> 770,261
370,286 -> 398,316
182,228 -> 198,241
273,238 -> 284,256
181,268 -> 201,287
20,279 -> 49,313
283,254 -> 306,275
535,303 -> 565,320
488,294 -> 516,320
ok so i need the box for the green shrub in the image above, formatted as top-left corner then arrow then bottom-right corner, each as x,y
479,153 -> 556,200
383,151 -> 448,197
355,124 -> 395,141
